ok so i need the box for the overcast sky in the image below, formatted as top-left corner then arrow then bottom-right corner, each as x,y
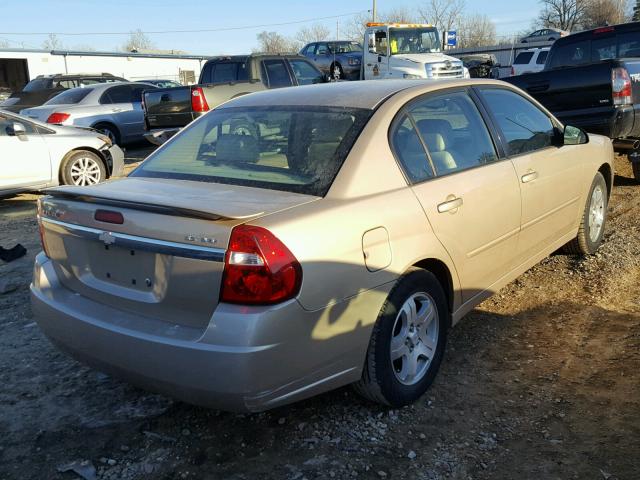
0,0 -> 541,54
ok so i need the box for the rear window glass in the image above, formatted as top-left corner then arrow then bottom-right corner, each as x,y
45,87 -> 92,105
328,42 -> 362,53
22,78 -> 52,92
536,51 -> 549,64
514,52 -> 534,64
130,106 -> 371,196
548,40 -> 591,68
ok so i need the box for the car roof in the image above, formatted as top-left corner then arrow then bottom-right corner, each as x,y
219,79 -> 501,111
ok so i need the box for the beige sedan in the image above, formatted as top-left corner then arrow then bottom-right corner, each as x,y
31,79 -> 613,412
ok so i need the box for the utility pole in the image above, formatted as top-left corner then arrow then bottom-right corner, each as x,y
372,0 -> 377,22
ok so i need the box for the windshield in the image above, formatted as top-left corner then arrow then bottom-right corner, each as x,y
328,42 -> 362,53
131,106 -> 372,196
390,27 -> 441,55
45,87 -> 92,105
22,78 -> 52,92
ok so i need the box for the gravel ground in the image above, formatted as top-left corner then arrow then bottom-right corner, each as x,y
0,151 -> 638,480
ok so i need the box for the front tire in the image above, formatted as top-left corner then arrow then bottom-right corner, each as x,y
61,150 -> 106,186
563,172 -> 608,255
331,63 -> 344,80
354,269 -> 448,407
632,161 -> 640,184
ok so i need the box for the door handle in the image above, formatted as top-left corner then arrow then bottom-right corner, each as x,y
111,108 -> 122,113
521,171 -> 539,183
437,197 -> 463,213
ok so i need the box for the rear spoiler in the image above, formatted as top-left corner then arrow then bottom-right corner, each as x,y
45,190 -> 242,222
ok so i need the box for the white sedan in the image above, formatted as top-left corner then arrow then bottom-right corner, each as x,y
0,110 -> 124,197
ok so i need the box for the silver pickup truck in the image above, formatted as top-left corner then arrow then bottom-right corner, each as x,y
143,54 -> 327,144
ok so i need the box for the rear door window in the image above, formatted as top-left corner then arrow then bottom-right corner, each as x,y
261,60 -> 293,88
390,115 -> 434,183
514,52 -> 534,64
100,85 -> 133,104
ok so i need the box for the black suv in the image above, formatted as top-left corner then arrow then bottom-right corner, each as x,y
1,73 -> 127,112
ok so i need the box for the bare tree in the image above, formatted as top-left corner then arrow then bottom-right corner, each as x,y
122,29 -> 155,52
42,33 -> 63,50
418,0 -> 466,34
293,23 -> 331,50
538,0 -> 586,31
582,0 -> 628,28
457,14 -> 497,48
383,6 -> 420,23
254,31 -> 297,54
343,11 -> 374,42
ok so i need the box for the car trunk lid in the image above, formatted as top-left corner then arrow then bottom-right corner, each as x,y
39,177 -> 318,330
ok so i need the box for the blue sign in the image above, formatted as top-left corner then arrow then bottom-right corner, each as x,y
446,31 -> 457,47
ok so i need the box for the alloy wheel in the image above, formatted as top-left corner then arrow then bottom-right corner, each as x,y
69,156 -> 103,186
588,185 -> 605,243
390,292 -> 439,385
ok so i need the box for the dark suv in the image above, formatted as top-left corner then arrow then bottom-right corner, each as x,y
300,41 -> 363,80
0,73 -> 127,112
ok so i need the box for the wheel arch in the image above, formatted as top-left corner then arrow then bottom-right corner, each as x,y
598,163 -> 613,199
58,147 -> 109,184
91,121 -> 121,142
411,258 -> 454,325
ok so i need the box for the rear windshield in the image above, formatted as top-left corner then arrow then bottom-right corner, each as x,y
548,32 -> 640,68
514,52 -> 534,64
22,78 -> 52,92
45,87 -> 92,105
131,106 -> 371,196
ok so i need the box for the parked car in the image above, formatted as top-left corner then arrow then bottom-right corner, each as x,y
0,110 -> 123,196
520,28 -> 568,43
507,22 -> 640,180
136,79 -> 183,88
142,54 -> 326,144
510,48 -> 550,76
19,82 -> 158,146
0,73 -> 127,113
455,54 -> 500,78
300,40 -> 363,80
32,79 -> 613,412
0,87 -> 12,102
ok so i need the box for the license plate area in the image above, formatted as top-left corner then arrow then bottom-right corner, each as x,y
87,241 -> 156,291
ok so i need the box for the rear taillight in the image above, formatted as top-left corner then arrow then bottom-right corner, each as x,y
612,67 -> 632,106
46,112 -> 70,124
36,199 -> 50,258
511,66 -> 515,76
191,87 -> 210,113
221,225 -> 302,305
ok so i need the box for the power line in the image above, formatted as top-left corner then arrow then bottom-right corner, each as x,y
0,10 -> 368,37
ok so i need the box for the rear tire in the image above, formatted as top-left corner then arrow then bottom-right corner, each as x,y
61,150 -> 106,186
93,123 -> 121,145
563,172 -> 608,255
354,268 -> 448,407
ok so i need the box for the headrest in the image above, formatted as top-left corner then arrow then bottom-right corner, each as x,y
416,118 -> 453,137
216,134 -> 259,163
423,133 -> 446,153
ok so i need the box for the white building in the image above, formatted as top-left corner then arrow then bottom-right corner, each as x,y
0,48 -> 210,91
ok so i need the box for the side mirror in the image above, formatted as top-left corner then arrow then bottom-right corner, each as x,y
563,125 -> 589,146
6,122 -> 26,137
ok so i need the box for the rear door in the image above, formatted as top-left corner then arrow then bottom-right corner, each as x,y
100,84 -> 145,142
313,42 -> 332,72
476,86 -> 585,263
391,89 -> 522,302
0,114 -> 51,190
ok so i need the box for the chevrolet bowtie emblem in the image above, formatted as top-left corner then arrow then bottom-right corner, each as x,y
98,231 -> 116,246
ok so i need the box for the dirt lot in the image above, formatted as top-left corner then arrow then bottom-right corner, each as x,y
1,151 -> 639,480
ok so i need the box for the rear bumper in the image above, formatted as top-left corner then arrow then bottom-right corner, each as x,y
555,105 -> 637,141
31,253 -> 387,412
